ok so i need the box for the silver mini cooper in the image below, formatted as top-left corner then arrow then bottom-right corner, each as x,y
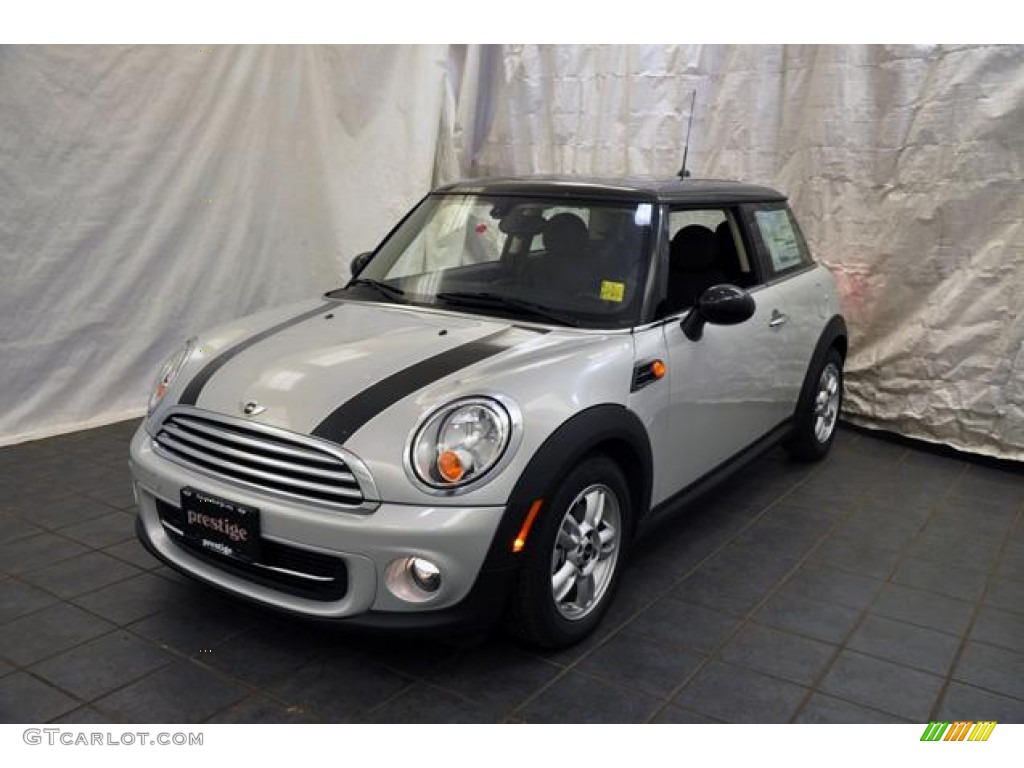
132,176 -> 847,647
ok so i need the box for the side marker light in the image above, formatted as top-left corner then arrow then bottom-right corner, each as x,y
512,499 -> 544,553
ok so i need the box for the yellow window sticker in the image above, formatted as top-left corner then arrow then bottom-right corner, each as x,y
599,280 -> 625,302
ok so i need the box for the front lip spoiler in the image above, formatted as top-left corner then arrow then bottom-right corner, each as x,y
135,517 -> 517,636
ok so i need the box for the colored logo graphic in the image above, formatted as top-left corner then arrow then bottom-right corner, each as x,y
920,721 -> 997,742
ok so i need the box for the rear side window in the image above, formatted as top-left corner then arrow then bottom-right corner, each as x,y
753,207 -> 812,276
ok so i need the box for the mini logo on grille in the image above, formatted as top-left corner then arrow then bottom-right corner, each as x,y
241,400 -> 266,416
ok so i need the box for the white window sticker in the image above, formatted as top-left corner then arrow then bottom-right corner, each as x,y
755,209 -> 803,272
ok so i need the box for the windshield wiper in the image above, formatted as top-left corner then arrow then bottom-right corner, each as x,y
435,291 -> 580,327
345,278 -> 406,301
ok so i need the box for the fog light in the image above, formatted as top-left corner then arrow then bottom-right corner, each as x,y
409,557 -> 441,592
385,556 -> 444,602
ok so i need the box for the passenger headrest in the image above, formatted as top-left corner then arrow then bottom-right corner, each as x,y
670,225 -> 717,271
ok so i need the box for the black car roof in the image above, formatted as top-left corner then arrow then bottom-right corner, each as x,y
433,175 -> 787,205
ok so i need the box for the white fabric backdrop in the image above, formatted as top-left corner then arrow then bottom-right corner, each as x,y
441,44 -> 1024,461
1,45 -> 448,444
3,45 -> 1022,461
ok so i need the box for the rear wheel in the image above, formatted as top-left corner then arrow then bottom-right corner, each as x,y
507,455 -> 631,648
786,348 -> 844,461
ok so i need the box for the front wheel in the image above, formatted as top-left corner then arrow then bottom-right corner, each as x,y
786,348 -> 844,461
507,455 -> 631,648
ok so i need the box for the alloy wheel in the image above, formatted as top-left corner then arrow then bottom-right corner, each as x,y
814,362 -> 841,443
550,483 -> 621,620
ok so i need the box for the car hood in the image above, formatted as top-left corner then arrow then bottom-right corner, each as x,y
170,298 -> 542,436
150,296 -> 637,506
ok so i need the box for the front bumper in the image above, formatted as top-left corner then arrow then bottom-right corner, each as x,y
130,426 -> 511,625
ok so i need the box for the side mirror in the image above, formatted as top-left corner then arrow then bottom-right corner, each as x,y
681,284 -> 756,342
350,251 -> 374,278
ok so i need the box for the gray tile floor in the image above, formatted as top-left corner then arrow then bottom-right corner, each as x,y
1,420 -> 1022,723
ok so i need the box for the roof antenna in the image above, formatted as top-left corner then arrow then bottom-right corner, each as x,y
677,90 -> 697,179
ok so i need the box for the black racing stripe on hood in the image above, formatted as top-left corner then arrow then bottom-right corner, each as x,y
178,302 -> 336,406
310,331 -> 514,445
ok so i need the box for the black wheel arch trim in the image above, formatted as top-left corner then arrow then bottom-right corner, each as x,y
482,403 -> 654,573
793,314 -> 847,420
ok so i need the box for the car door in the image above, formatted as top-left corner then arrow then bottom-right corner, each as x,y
658,205 -> 800,494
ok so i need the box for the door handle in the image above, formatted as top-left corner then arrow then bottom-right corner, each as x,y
769,309 -> 788,328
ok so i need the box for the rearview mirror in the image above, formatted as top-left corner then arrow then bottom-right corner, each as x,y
681,284 -> 756,342
350,251 -> 373,278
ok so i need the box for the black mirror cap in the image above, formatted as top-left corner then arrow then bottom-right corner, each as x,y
700,284 -> 756,326
350,251 -> 374,278
681,284 -> 756,341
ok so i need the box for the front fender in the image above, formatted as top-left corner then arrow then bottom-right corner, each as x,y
482,403 -> 653,571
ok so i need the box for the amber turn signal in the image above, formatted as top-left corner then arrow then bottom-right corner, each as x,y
437,450 -> 466,483
512,499 -> 544,553
650,359 -> 666,379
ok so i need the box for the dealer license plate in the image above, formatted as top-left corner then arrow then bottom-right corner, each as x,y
180,487 -> 261,563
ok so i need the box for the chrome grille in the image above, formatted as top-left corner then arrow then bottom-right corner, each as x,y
154,411 -> 365,506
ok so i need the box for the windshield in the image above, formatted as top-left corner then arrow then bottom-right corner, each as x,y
334,194 -> 655,328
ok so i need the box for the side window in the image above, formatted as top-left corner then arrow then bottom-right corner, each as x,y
664,208 -> 755,310
753,207 -> 811,277
668,208 -> 726,238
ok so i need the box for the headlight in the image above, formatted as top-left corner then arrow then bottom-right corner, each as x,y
411,397 -> 512,489
147,338 -> 196,414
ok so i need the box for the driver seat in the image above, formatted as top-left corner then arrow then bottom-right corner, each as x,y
667,225 -> 727,312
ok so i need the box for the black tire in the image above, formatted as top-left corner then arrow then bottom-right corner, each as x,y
506,454 -> 632,649
786,347 -> 844,461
